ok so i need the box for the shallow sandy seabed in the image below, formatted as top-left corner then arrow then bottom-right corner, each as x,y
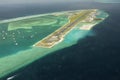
0,9 -> 108,78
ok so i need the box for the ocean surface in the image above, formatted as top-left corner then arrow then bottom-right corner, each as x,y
0,2 -> 120,80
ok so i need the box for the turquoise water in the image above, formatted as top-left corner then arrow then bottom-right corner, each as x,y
0,13 -> 71,78
0,10 -> 108,78
0,27 -> 90,78
0,15 -> 68,57
96,10 -> 108,19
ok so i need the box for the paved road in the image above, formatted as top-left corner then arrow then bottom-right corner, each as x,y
35,10 -> 94,47
54,10 -> 91,36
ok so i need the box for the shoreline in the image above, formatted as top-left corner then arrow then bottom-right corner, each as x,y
0,9 -> 109,79
33,9 -> 105,48
0,9 -> 85,24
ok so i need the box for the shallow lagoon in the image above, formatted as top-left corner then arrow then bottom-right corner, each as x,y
0,10 -> 108,78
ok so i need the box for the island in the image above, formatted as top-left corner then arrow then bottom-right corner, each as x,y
0,9 -> 108,79
33,9 -> 104,48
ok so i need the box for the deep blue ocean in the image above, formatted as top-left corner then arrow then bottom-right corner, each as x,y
1,2 -> 120,80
